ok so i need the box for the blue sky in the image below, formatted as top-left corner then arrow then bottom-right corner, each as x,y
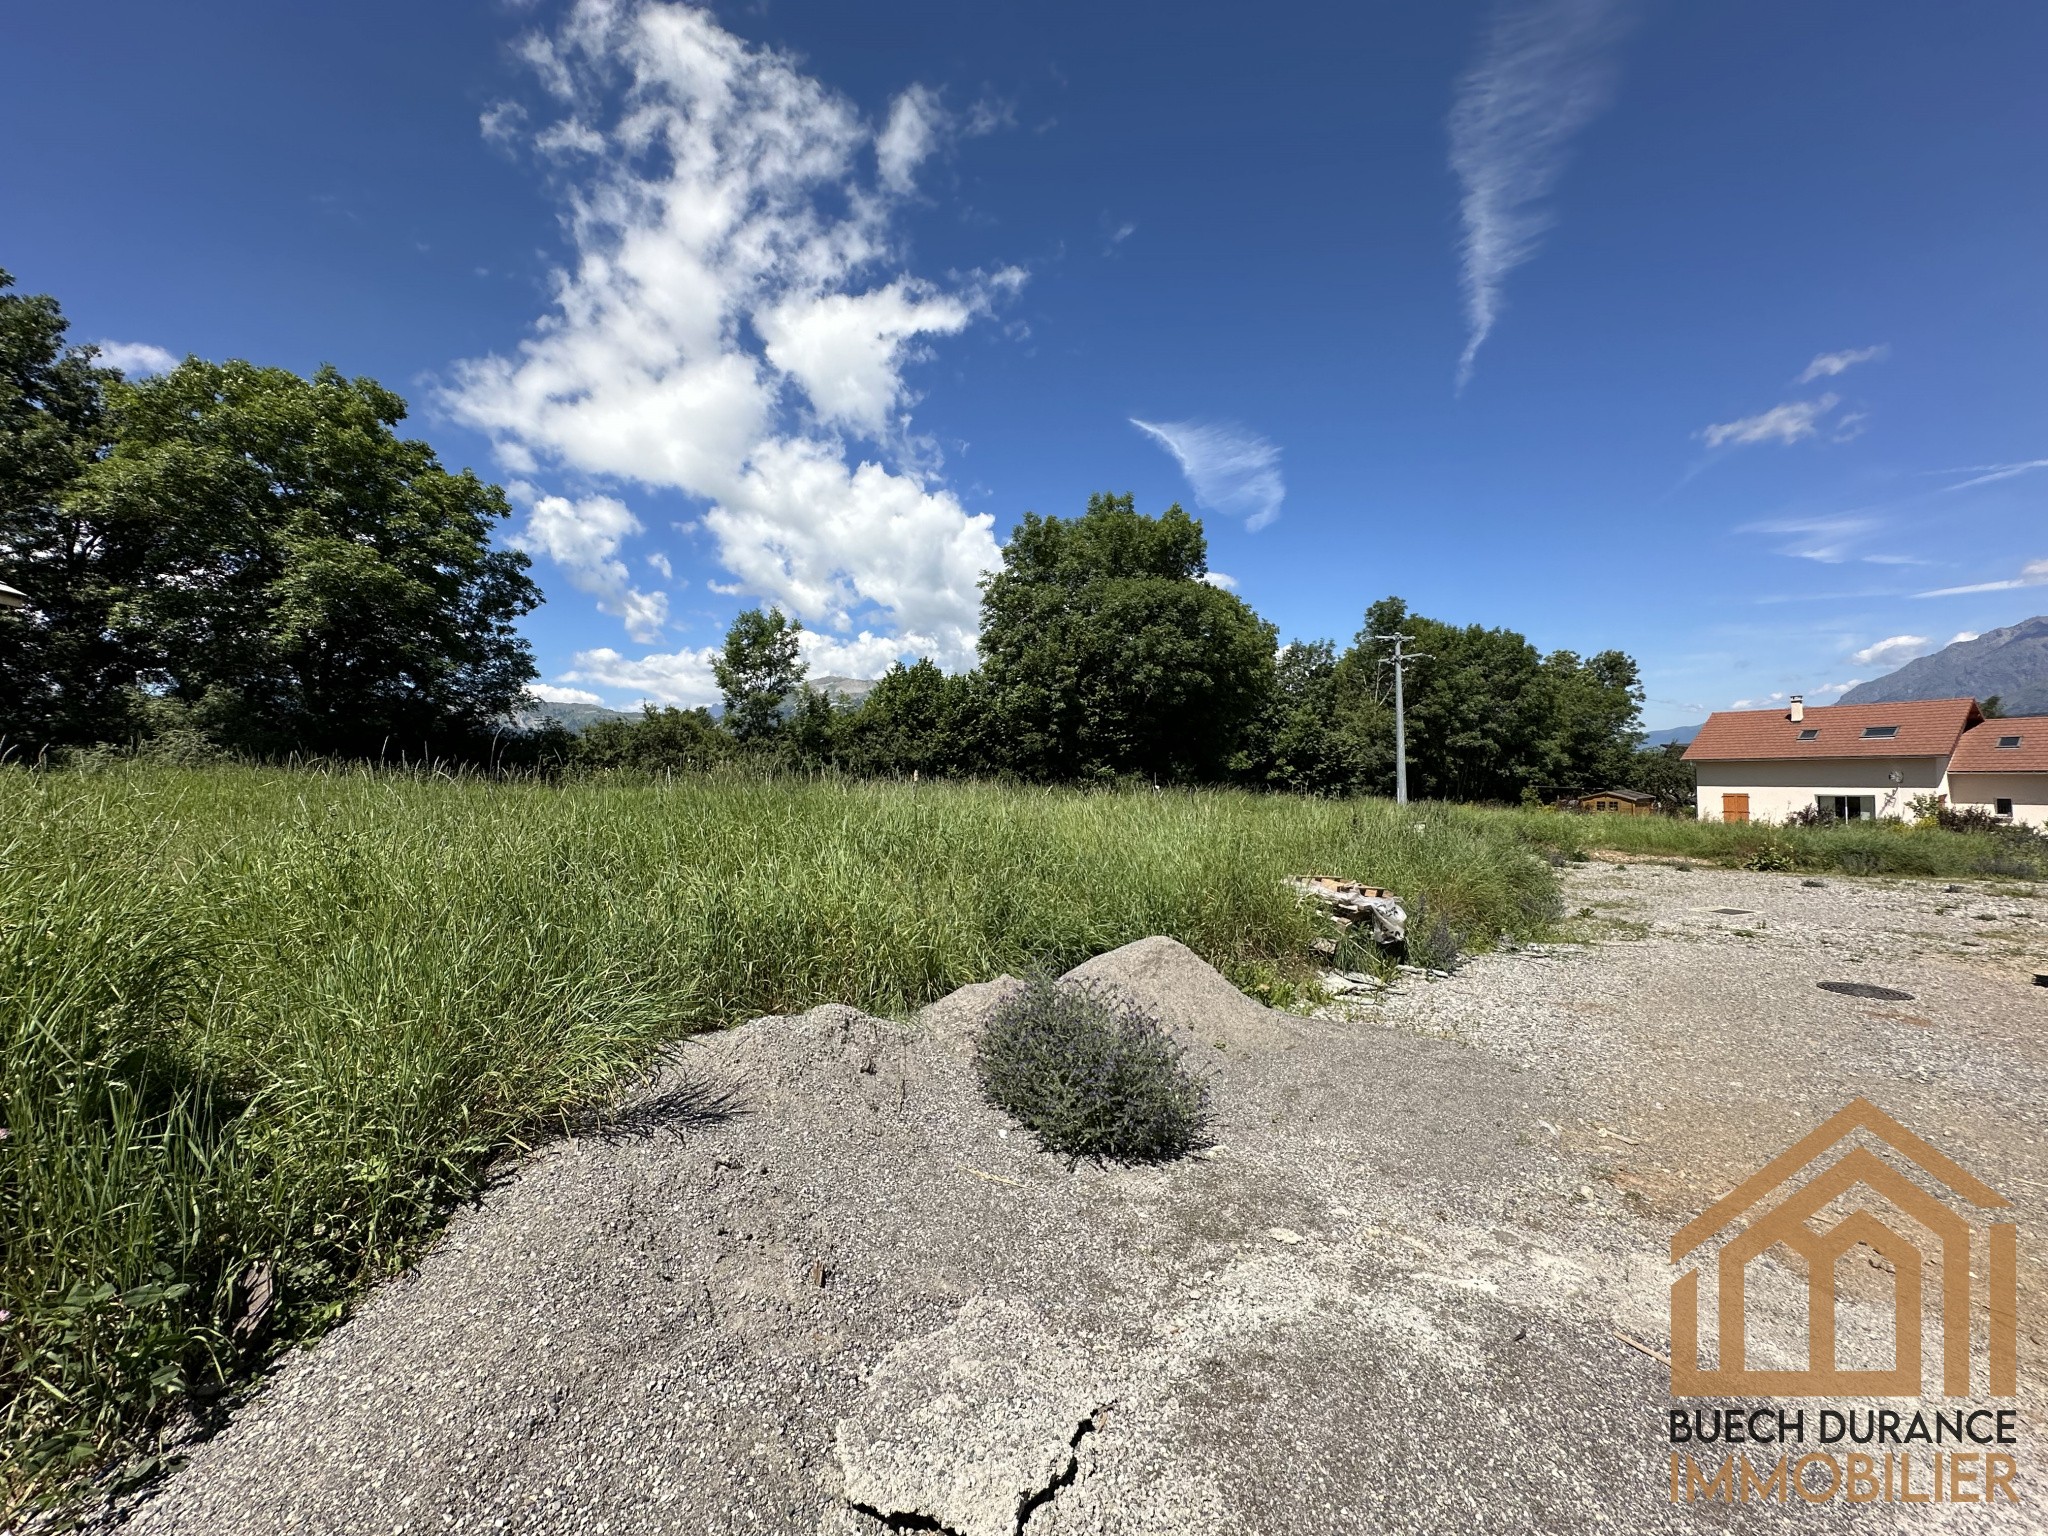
5,0 -> 2044,726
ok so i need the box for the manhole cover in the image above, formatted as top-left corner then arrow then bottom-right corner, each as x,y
1817,981 -> 1915,1002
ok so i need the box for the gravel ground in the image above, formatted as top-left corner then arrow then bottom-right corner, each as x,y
77,865 -> 2048,1536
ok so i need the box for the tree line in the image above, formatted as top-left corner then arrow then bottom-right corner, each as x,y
590,493 -> 1685,805
3,270 -> 1683,803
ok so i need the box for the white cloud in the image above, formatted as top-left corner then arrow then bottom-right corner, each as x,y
1199,571 -> 1238,590
755,277 -> 984,437
1915,558 -> 2048,598
1130,418 -> 1284,532
1702,394 -> 1839,449
797,627 -> 927,677
1797,344 -> 1888,383
95,340 -> 178,376
1734,682 -> 1859,709
1850,634 -> 1932,668
514,490 -> 670,641
1939,459 -> 2048,493
444,1 -> 1018,671
647,551 -> 673,578
535,117 -> 607,156
1950,631 -> 1979,644
562,644 -> 722,707
480,101 -> 528,146
527,684 -> 606,705
1447,0 -> 1631,389
876,84 -> 942,194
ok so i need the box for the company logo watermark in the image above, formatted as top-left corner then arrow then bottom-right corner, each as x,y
1661,1098 -> 2023,1506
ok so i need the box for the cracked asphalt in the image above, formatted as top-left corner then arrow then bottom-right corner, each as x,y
84,865 -> 2047,1535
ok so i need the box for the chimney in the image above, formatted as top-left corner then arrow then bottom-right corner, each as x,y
1789,695 -> 1805,723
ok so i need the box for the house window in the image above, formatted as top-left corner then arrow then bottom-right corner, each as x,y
1997,798 -> 2014,817
1860,725 -> 1899,739
1797,728 -> 1820,741
1822,795 -> 1878,820
1997,735 -> 2022,749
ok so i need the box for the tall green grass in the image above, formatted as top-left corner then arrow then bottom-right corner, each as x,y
1,763 -> 1558,1501
1476,806 -> 2047,878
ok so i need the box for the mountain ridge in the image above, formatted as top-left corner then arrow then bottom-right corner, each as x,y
1838,616 -> 2048,715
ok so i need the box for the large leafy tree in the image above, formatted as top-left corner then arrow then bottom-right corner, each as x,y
0,270 -> 122,751
84,360 -> 540,756
979,493 -> 1277,782
713,606 -> 805,743
1,276 -> 542,756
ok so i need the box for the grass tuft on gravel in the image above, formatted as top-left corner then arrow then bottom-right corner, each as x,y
0,763 -> 1559,1504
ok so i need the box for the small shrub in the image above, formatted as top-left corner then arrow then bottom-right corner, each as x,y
1405,895 -> 1464,972
1741,837 -> 1796,872
974,976 -> 1210,1163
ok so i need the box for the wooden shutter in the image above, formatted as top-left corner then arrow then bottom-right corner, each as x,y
1722,793 -> 1750,823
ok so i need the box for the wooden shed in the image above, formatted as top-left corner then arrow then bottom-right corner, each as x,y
1573,787 -> 1660,816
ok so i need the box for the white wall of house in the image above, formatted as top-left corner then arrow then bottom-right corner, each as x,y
1692,758 -> 1949,823
1948,773 -> 2048,830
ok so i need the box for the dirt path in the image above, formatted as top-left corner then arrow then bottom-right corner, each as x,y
90,867 -> 2047,1535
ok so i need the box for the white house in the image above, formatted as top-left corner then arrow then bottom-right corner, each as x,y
1948,714 -> 2048,829
1682,696 -> 1983,824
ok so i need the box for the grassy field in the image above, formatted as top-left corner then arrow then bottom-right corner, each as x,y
1,763 -> 1557,1502
1484,805 -> 2047,879
7,765 -> 2035,1505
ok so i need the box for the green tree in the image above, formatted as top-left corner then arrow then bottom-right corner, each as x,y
85,360 -> 541,755
1326,597 -> 1643,802
713,606 -> 805,743
1618,740 -> 1697,811
576,705 -> 727,772
979,493 -> 1277,782
1250,639 -> 1368,794
2,284 -> 542,758
836,659 -> 992,778
0,269 -> 122,750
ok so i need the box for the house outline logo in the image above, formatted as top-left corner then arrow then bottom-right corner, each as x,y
1669,1098 -> 2019,1398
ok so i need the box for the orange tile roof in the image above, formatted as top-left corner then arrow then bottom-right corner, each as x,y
1682,698 -> 1982,763
1949,716 -> 2048,774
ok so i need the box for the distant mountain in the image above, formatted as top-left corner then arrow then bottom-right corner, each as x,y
1643,724 -> 1701,747
511,676 -> 881,734
808,675 -> 878,706
1838,616 -> 2048,715
513,700 -> 634,734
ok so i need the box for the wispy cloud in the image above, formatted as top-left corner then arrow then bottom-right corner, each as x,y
1938,459 -> 2048,493
1702,394 -> 1839,449
1916,558 -> 2048,597
1199,570 -> 1238,591
1447,0 -> 1631,389
1130,419 -> 1285,532
1849,634 -> 1932,668
93,340 -> 178,376
1737,513 -> 1873,563
1797,344 -> 1888,384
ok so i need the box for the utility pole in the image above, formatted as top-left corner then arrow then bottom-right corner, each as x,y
1370,632 -> 1427,805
